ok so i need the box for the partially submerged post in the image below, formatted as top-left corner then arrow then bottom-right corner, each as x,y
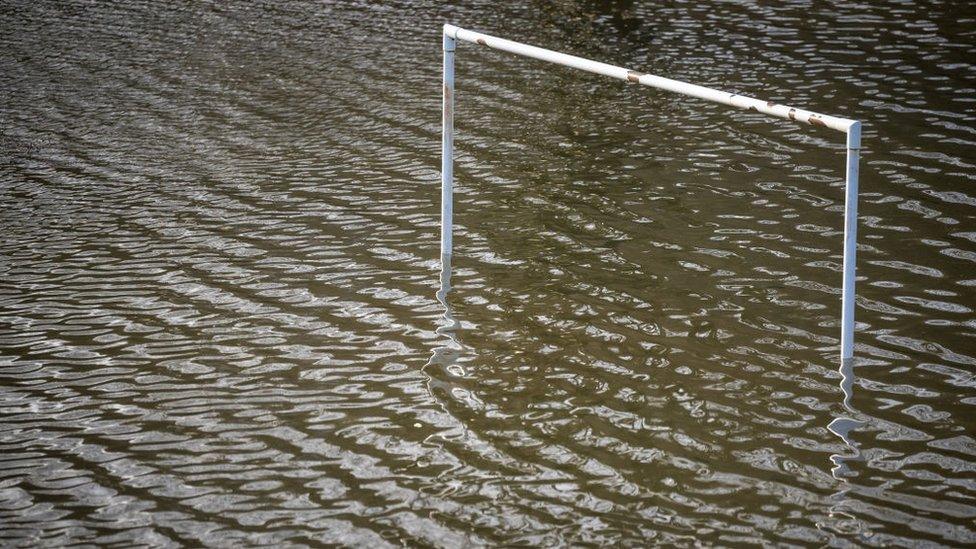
440,24 -> 862,362
441,30 -> 455,260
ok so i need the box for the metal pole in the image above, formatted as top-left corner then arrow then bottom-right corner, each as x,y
840,123 -> 861,362
441,32 -> 455,260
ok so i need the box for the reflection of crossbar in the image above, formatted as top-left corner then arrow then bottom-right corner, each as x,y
440,24 -> 862,362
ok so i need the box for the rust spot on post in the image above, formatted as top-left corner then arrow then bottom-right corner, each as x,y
808,115 -> 826,127
476,38 -> 487,46
788,108 -> 796,121
627,71 -> 644,83
444,84 -> 452,115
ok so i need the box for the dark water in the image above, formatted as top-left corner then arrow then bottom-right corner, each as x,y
2,0 -> 975,546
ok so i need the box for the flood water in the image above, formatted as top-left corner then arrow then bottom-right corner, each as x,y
2,1 -> 975,546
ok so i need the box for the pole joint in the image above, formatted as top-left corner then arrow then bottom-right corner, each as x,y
443,26 -> 456,51
846,121 -> 862,150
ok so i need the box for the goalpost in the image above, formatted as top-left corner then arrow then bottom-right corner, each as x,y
440,24 -> 862,362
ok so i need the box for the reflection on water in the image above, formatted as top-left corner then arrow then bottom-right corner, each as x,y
423,254 -> 466,400
828,359 -> 864,479
825,359 -> 869,539
2,0 -> 976,545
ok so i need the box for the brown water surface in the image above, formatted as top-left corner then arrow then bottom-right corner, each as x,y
2,0 -> 975,546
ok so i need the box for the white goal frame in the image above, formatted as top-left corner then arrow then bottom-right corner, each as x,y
440,24 -> 862,361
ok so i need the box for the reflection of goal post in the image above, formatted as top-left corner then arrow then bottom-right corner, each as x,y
440,24 -> 862,362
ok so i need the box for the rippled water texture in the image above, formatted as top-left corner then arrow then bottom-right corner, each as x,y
2,0 -> 975,546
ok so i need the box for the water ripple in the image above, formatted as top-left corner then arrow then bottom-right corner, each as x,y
2,0 -> 974,545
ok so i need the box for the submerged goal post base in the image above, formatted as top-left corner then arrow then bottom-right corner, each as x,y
440,24 -> 862,362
